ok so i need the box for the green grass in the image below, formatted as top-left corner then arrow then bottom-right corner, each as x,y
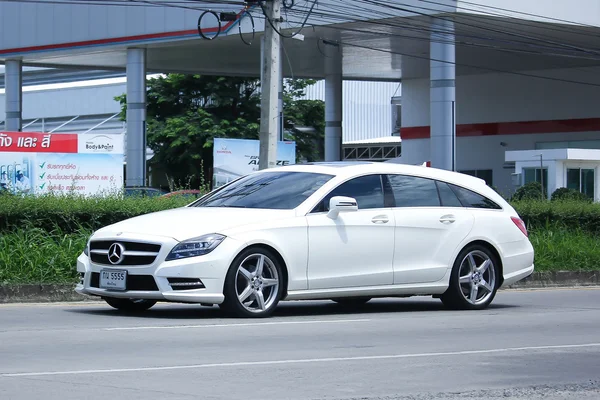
528,224 -> 600,272
2,196 -> 600,285
0,225 -> 91,285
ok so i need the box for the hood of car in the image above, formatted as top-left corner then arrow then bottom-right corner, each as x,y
93,206 -> 294,242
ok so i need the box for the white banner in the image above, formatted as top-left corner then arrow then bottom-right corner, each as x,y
0,132 -> 124,196
213,138 -> 296,188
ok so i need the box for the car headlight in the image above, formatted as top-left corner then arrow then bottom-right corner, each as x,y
83,237 -> 91,256
166,234 -> 226,261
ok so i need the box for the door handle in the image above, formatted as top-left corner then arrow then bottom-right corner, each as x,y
439,214 -> 456,224
372,215 -> 389,224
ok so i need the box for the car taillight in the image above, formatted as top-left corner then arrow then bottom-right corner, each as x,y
511,216 -> 528,237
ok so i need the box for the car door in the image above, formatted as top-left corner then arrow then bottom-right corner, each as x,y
305,174 -> 395,290
385,174 -> 475,285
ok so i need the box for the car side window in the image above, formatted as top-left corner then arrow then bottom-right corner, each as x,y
435,181 -> 463,207
448,183 -> 502,209
386,174 -> 440,207
312,174 -> 385,212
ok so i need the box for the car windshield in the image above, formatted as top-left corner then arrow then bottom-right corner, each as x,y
193,171 -> 334,210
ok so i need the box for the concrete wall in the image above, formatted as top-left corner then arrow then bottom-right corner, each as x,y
0,82 -> 124,120
458,0 -> 600,26
0,1 -> 243,52
402,66 -> 600,128
398,66 -> 600,196
303,80 -> 401,143
0,0 -> 454,54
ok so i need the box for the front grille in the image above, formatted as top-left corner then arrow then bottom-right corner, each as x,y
167,277 -> 205,291
89,240 -> 161,266
90,272 -> 159,291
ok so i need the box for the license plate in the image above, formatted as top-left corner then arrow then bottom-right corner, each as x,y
100,269 -> 127,291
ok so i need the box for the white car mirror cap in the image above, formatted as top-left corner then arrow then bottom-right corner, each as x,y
327,196 -> 358,219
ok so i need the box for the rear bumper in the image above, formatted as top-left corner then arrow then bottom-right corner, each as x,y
500,264 -> 534,288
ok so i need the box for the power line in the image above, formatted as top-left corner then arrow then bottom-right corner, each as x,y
276,4 -> 600,61
323,37 -> 600,88
351,0 -> 600,57
457,0 -> 600,29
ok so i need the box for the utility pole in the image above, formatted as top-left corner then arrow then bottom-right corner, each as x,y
259,0 -> 282,170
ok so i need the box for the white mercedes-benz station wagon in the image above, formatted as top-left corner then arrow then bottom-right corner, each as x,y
75,162 -> 534,317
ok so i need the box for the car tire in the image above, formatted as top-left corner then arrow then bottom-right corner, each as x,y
220,247 -> 285,318
103,297 -> 157,312
332,297 -> 371,307
441,244 -> 500,311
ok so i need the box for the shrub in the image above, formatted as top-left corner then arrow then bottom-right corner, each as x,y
551,187 -> 592,203
512,182 -> 546,201
0,193 -> 193,234
512,199 -> 600,235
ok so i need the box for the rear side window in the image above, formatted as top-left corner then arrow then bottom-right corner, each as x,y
387,174 -> 440,207
448,183 -> 502,209
435,181 -> 463,207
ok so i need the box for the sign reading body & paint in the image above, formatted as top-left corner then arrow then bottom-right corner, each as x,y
0,131 -> 124,196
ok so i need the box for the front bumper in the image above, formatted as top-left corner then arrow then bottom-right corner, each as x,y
75,233 -> 244,305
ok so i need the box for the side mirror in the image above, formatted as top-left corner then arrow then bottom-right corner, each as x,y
327,196 -> 358,219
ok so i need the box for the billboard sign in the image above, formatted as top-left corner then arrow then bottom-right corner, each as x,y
0,132 -> 124,196
212,138 -> 296,188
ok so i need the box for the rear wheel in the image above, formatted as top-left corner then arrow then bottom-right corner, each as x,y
441,244 -> 499,310
103,297 -> 157,312
220,248 -> 284,318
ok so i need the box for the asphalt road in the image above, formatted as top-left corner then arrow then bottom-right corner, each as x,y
1,288 -> 600,400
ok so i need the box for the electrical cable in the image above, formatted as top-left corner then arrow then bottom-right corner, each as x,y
197,10 -> 222,40
273,6 -> 600,61
279,2 -> 600,66
458,0 -> 600,29
259,0 -> 318,39
349,0 -> 600,57
238,7 -> 256,45
321,37 -> 600,88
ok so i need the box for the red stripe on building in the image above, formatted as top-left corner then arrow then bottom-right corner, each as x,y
401,118 -> 600,140
0,15 -> 241,55
0,132 -> 78,153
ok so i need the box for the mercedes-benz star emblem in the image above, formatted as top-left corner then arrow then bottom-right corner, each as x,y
108,243 -> 125,265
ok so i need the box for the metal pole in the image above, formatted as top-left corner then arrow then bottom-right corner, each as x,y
324,35 -> 343,162
539,154 -> 544,200
279,44 -> 284,142
5,60 -> 22,132
430,18 -> 456,171
126,48 -> 147,187
259,0 -> 282,170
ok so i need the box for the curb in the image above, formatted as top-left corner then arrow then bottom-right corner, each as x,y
505,271 -> 599,289
1,271 -> 599,304
0,284 -> 93,304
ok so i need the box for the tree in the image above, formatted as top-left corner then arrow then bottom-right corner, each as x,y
116,74 -> 324,188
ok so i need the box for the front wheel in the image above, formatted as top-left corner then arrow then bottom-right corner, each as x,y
220,248 -> 284,318
103,297 -> 157,312
441,244 -> 499,310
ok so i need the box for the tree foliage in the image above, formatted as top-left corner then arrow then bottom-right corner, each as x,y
116,74 -> 325,188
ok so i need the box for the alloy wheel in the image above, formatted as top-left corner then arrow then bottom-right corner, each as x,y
458,250 -> 496,306
234,253 -> 280,313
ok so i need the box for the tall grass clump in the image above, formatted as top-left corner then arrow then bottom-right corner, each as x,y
0,223 -> 91,285
528,222 -> 600,271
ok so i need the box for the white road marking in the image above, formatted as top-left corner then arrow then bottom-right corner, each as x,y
103,318 -> 371,331
2,343 -> 599,378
